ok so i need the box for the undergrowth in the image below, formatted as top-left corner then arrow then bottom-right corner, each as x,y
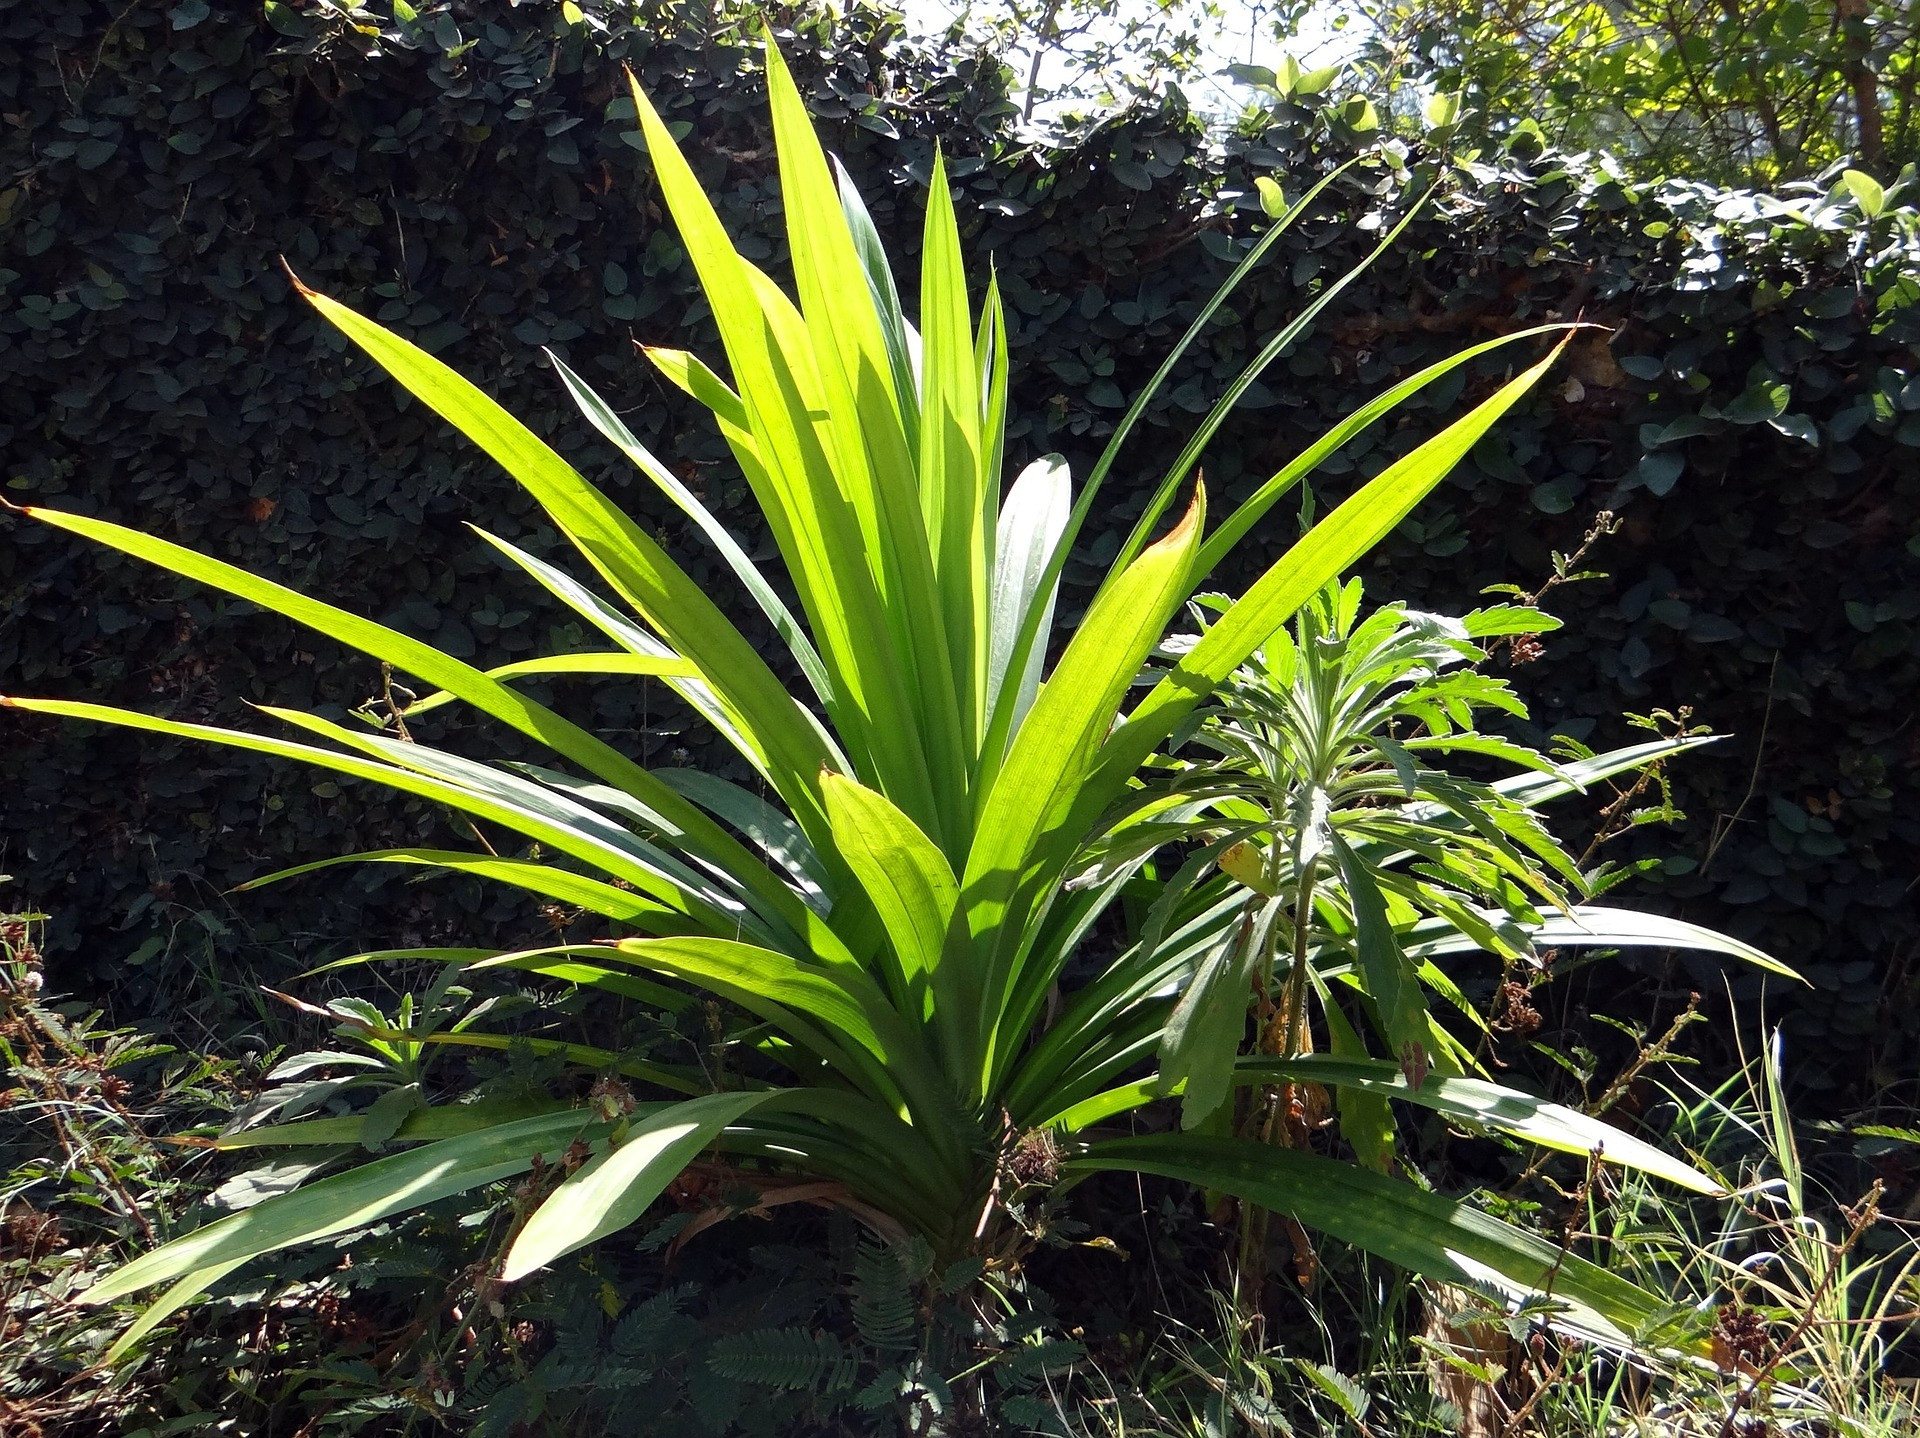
1049,1018 -> 1920,1438
6,870 -> 1919,1437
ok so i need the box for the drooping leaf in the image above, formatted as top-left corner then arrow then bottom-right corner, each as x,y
504,1091 -> 778,1279
1067,1134 -> 1695,1350
1157,904 -> 1260,1128
86,1109 -> 603,1304
1235,1056 -> 1723,1193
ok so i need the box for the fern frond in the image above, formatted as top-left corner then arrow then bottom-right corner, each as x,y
611,1284 -> 698,1364
707,1327 -> 854,1392
852,1241 -> 917,1352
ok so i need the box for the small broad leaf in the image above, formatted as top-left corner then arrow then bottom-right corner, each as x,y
1840,169 -> 1885,218
1297,1362 -> 1370,1421
1294,61 -> 1341,95
1423,92 -> 1462,129
1222,62 -> 1279,92
1217,840 -> 1276,895
1329,834 -> 1428,1062
358,1084 -> 427,1152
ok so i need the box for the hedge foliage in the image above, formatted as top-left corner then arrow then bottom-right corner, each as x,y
2,0 -> 1915,1098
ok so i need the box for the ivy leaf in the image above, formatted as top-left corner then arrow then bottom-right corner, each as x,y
262,1 -> 309,35
1720,381 -> 1790,424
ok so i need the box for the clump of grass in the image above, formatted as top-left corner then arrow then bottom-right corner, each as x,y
1052,1019 -> 1919,1438
1555,1027 -> 1920,1438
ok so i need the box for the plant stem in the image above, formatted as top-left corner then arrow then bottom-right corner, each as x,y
1280,860 -> 1318,1065
1236,858 -> 1318,1322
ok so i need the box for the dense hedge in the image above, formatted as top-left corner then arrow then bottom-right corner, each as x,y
2,0 -> 1915,1099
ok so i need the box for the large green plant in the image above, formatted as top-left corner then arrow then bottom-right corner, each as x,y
5,47 -> 1738,1350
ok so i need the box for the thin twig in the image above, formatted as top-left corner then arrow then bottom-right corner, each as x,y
1699,653 -> 1779,879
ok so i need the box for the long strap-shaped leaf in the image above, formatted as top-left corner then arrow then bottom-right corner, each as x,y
16,504 -> 798,921
764,54 -> 958,772
470,526 -> 835,789
975,274 -> 1010,524
300,937 -> 698,1014
1399,904 -> 1798,979
1051,1058 -> 1722,1195
5,699 -> 763,943
1490,735 -> 1719,809
1106,191 -> 1441,578
821,771 -> 968,1073
84,1107 -> 605,1303
288,273 -> 843,854
1079,344 -> 1569,826
258,705 -> 784,947
1194,325 -> 1573,574
977,162 -> 1357,776
767,68 -> 956,740
962,492 -> 1206,1096
1005,881 -> 1243,1119
235,848 -> 682,929
102,1260 -> 248,1363
831,153 -> 920,454
400,650 -> 701,720
214,1096 -> 571,1150
629,77 -> 950,847
917,148 -> 989,757
350,1025 -> 703,1093
1065,1134 -> 1694,1351
545,350 -> 835,707
658,769 -> 831,914
1238,1056 -> 1722,1193
986,456 -> 1071,753
608,936 -> 969,1168
503,1090 -> 778,1279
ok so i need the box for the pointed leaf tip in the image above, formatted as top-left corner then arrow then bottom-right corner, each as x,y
279,257 -> 316,298
1158,481 -> 1206,547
